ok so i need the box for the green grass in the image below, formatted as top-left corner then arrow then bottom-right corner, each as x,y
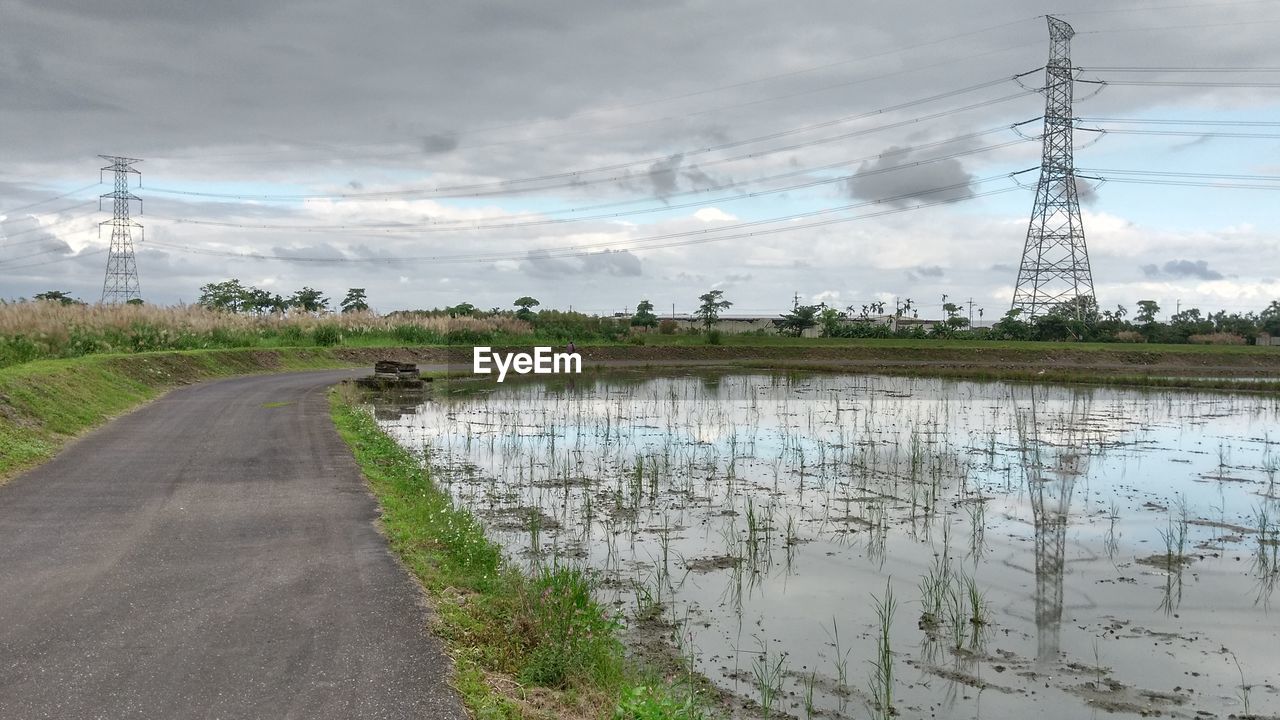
0,347 -> 354,480
330,390 -> 707,719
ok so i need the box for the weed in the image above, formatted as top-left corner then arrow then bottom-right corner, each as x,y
614,684 -> 706,720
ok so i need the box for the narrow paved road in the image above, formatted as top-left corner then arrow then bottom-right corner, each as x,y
0,371 -> 464,719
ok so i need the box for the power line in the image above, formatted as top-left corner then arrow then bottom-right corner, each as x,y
151,133 -> 1037,235
1078,117 -> 1280,126
1079,65 -> 1280,73
1053,0 -> 1280,15
144,74 -> 1040,201
1080,127 -> 1280,139
0,202 -> 101,240
1081,80 -> 1280,88
1081,17 -> 1280,33
1078,168 -> 1280,182
140,170 -> 1034,265
0,183 -> 102,215
0,248 -> 106,272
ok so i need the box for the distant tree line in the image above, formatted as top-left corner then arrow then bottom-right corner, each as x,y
21,283 -> 1280,345
195,280 -> 369,314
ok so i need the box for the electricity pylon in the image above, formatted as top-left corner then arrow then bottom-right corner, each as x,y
99,155 -> 143,304
1011,16 -> 1094,319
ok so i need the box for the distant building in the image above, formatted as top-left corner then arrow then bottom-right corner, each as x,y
664,313 -> 953,337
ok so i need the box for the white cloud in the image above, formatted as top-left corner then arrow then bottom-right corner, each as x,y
694,207 -> 737,222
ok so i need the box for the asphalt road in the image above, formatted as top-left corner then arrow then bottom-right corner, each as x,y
0,370 -> 464,719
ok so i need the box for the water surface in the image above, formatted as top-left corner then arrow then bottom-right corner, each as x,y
373,372 -> 1280,719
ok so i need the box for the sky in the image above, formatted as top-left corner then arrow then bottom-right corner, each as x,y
2,0 -> 1280,319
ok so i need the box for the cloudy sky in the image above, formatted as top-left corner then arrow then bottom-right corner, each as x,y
2,0 -> 1279,319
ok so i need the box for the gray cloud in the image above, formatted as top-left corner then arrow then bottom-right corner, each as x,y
1075,178 -> 1098,206
846,146 -> 975,207
421,133 -> 459,155
648,155 -> 684,199
1141,259 -> 1224,281
522,249 -> 641,279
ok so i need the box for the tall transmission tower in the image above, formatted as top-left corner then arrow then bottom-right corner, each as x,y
99,155 -> 143,304
1011,16 -> 1094,319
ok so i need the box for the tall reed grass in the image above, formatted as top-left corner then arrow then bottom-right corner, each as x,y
0,301 -> 530,367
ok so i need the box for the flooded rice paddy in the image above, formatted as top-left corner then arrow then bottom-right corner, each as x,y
371,372 -> 1280,719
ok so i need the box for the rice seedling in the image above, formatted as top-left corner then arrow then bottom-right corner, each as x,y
869,580 -> 897,720
750,637 -> 788,715
803,670 -> 818,720
964,573 -> 988,628
945,584 -> 969,650
1228,649 -> 1251,717
1104,500 -> 1121,560
1092,637 -> 1106,686
1264,453 -> 1279,496
527,508 -> 542,558
918,556 -> 952,629
823,616 -> 851,692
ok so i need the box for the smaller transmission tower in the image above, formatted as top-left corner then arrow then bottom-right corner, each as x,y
1012,16 -> 1094,318
99,155 -> 143,304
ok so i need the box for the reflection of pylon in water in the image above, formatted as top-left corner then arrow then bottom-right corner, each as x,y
1018,392 -> 1083,663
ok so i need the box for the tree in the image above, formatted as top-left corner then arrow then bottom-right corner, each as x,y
934,302 -> 969,336
341,288 -> 370,314
125,298 -> 144,306
818,307 -> 846,337
1135,300 -> 1160,325
242,287 -> 278,315
513,296 -> 540,322
992,308 -> 1031,340
33,290 -> 79,305
694,290 -> 732,330
1210,310 -> 1259,340
447,302 -> 477,317
779,304 -> 820,337
197,279 -> 248,312
289,287 -> 329,313
630,299 -> 658,328
1260,300 -> 1280,336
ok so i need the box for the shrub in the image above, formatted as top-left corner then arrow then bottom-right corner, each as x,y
657,319 -> 678,335
444,328 -> 492,345
1188,332 -> 1246,345
706,329 -> 722,345
392,324 -> 439,344
628,335 -> 645,345
312,324 -> 342,346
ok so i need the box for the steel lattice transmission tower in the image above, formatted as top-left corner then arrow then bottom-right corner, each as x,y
1011,16 -> 1094,318
99,155 -> 143,304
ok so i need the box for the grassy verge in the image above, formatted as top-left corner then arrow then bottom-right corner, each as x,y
0,347 -> 360,480
329,387 -> 708,720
